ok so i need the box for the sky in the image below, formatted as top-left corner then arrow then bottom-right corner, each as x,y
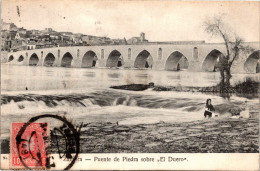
1,0 -> 259,43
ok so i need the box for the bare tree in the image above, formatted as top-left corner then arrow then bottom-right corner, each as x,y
203,14 -> 253,93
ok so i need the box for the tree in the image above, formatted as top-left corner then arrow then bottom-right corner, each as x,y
203,14 -> 253,93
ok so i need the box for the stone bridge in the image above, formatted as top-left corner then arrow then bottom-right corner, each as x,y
5,42 -> 260,73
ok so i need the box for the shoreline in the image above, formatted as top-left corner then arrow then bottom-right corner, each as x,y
2,117 -> 258,154
110,83 -> 259,99
77,117 -> 259,153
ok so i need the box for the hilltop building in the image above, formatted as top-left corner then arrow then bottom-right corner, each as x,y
127,32 -> 148,44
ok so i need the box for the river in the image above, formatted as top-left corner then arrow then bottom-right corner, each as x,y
1,64 -> 259,138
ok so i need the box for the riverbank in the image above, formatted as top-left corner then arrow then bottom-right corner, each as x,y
110,80 -> 259,98
78,117 -> 259,153
1,117 -> 258,153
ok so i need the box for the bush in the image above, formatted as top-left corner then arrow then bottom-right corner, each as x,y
234,78 -> 259,94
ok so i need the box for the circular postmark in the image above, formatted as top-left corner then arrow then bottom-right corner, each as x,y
15,114 -> 81,170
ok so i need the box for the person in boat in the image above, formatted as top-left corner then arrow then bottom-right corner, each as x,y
204,98 -> 215,118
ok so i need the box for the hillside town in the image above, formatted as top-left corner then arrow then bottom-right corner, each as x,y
1,20 -> 151,52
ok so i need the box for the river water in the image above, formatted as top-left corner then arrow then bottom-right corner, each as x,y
1,64 -> 259,138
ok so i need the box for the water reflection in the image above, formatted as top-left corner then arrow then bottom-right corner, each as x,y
107,73 -> 120,78
1,65 -> 259,92
83,72 -> 95,77
136,74 -> 149,78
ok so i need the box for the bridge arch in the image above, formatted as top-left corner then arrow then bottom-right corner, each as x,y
165,51 -> 189,71
29,53 -> 39,66
18,55 -> 24,62
61,52 -> 73,67
134,50 -> 153,69
106,50 -> 124,68
202,49 -> 224,72
82,51 -> 98,68
244,50 -> 260,73
8,55 -> 14,62
44,53 -> 56,66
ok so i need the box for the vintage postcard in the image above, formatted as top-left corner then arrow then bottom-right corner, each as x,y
0,0 -> 259,170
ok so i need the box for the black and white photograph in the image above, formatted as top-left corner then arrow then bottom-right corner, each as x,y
0,0 -> 259,170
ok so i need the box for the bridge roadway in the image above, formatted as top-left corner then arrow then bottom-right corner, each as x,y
5,42 -> 260,73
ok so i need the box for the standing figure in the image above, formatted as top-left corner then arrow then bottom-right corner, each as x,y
204,98 -> 215,118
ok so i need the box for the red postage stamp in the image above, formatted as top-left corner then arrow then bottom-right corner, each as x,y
10,122 -> 50,169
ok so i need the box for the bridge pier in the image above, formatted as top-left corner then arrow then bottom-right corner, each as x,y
71,57 -> 82,68
95,59 -> 106,68
188,60 -> 202,72
37,52 -> 44,67
152,59 -> 164,70
122,59 -> 132,68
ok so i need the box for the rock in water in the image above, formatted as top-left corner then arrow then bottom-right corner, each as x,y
110,84 -> 150,91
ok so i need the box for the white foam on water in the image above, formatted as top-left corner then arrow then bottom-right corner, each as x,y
1,87 -> 101,96
1,64 -> 258,137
